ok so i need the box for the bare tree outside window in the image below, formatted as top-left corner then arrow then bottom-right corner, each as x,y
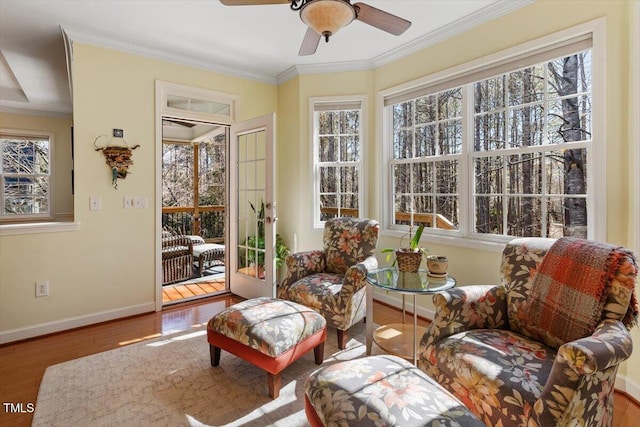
389,48 -> 591,239
162,133 -> 226,241
1,133 -> 51,219
315,107 -> 361,222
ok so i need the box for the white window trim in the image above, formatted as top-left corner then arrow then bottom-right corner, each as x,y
309,95 -> 367,229
0,128 -> 55,223
156,80 -> 238,126
378,18 -> 606,250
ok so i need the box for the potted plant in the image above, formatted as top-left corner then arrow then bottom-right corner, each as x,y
381,224 -> 428,273
242,200 -> 290,275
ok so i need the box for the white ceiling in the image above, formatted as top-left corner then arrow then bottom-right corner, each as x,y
0,0 -> 532,117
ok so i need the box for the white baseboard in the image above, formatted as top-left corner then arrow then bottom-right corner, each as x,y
0,302 -> 156,344
373,288 -> 436,321
373,290 -> 640,403
616,374 -> 640,403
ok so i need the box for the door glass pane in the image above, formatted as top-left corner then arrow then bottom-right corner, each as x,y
237,130 -> 267,280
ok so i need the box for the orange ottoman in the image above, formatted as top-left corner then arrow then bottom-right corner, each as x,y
207,297 -> 327,399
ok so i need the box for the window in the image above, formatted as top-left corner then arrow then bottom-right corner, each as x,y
312,98 -> 365,227
1,130 -> 52,221
384,29 -> 598,242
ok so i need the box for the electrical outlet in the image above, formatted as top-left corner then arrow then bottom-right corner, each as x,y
35,281 -> 49,297
123,196 -> 135,209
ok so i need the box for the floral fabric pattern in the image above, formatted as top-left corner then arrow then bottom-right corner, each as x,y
305,355 -> 485,427
420,237 -> 637,427
208,297 -> 326,358
278,218 -> 379,334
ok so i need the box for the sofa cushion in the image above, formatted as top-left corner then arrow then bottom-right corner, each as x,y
425,329 -> 555,422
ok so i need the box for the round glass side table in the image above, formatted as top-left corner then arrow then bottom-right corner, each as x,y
365,268 -> 456,364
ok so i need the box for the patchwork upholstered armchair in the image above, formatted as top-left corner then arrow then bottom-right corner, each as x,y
277,217 -> 379,349
420,237 -> 638,427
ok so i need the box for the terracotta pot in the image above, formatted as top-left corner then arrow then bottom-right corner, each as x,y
427,255 -> 448,275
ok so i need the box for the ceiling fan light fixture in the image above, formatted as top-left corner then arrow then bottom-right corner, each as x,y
300,0 -> 355,42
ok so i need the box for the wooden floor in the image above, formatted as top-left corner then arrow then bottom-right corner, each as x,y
162,278 -> 226,304
1,296 -> 638,427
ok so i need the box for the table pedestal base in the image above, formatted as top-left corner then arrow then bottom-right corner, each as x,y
373,323 -> 427,361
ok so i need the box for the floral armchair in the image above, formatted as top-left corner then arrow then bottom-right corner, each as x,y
277,217 -> 380,349
420,237 -> 638,427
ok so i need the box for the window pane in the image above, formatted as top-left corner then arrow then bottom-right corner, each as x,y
474,76 -> 505,113
508,104 -> 544,147
412,162 -> 433,194
438,89 -> 463,120
506,152 -> 543,195
319,111 -> 339,134
320,194 -> 337,221
507,196 -> 542,237
320,167 -> 337,193
340,136 -> 359,162
393,130 -> 413,159
475,195 -> 503,234
474,112 -> 506,151
415,96 -> 436,124
416,125 -> 436,157
547,95 -> 592,143
508,65 -> 545,106
436,195 -> 459,229
436,160 -> 458,194
3,176 -> 48,214
394,163 -> 411,194
340,110 -> 360,134
474,156 -> 504,194
439,120 -> 462,154
319,136 -> 337,162
393,102 -> 413,129
340,167 -> 358,193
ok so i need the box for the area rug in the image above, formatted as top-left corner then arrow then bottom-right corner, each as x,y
32,322 -> 381,426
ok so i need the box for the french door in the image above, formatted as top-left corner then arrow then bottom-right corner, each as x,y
229,113 -> 277,299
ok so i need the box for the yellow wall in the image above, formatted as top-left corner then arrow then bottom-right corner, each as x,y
278,0 -> 639,396
0,0 -> 638,398
0,113 -> 74,220
0,43 -> 277,338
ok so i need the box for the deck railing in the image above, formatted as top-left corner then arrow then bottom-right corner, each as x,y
162,205 -> 225,243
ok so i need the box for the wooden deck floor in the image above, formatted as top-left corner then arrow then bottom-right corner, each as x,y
162,277 -> 226,304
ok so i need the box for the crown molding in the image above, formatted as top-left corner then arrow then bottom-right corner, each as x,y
276,0 -> 534,84
0,105 -> 72,119
61,26 -> 278,86
62,0 -> 534,88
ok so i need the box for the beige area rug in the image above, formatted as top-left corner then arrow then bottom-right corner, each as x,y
33,322 -> 383,427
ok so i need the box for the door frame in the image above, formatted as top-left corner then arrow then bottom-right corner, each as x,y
154,81 -> 238,311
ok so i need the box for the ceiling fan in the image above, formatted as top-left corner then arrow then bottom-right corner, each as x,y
219,0 -> 412,56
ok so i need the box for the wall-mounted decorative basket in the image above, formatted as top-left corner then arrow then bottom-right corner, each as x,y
94,134 -> 139,189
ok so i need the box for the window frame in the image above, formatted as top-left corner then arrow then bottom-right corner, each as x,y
379,19 -> 606,248
0,128 -> 54,223
310,96 -> 367,229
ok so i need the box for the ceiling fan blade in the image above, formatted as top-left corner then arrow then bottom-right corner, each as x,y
353,2 -> 411,35
219,0 -> 289,5
299,26 -> 321,56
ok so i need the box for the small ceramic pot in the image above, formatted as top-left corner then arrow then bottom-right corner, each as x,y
427,255 -> 448,275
